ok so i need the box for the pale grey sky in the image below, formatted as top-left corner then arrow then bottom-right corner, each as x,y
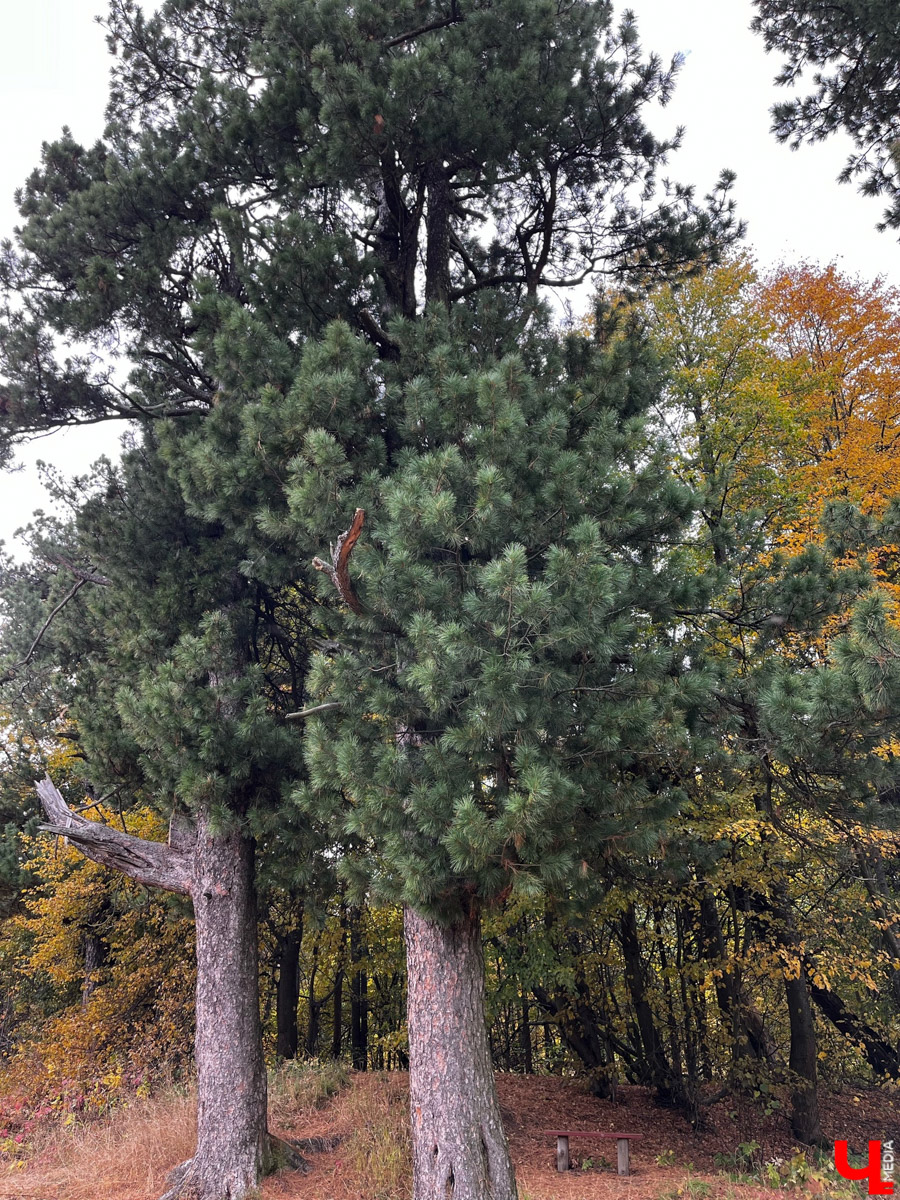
1,0 -> 899,557
0,1 -> 121,557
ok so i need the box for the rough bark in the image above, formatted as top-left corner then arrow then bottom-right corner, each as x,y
424,163 -> 452,307
37,777 -> 192,893
404,904 -> 518,1200
163,813 -> 274,1199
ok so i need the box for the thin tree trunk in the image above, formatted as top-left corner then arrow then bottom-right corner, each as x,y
81,928 -> 106,1010
784,966 -> 825,1145
619,903 -> 675,1096
350,905 -> 368,1070
306,942 -> 320,1057
519,995 -> 533,1073
275,925 -> 302,1060
404,904 -> 518,1200
332,965 -> 344,1058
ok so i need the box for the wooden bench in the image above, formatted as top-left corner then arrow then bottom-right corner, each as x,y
545,1131 -> 642,1175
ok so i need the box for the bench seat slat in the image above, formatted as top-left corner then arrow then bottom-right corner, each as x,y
544,1131 -> 641,1139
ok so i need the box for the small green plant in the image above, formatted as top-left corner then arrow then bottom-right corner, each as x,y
714,1138 -> 762,1180
658,1176 -> 712,1199
657,1148 -> 678,1166
755,1148 -> 859,1196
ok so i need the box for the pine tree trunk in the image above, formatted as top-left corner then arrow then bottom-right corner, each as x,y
162,814 -> 279,1200
404,904 -> 518,1200
38,776 -> 305,1200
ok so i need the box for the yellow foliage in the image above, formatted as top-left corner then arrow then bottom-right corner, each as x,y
0,806 -> 195,1109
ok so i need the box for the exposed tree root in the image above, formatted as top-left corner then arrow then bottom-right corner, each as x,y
158,1132 -> 320,1200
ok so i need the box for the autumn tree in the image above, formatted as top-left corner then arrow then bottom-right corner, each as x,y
641,256 -> 900,1141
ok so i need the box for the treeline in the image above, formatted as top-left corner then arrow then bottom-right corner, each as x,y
1,257 -> 898,1149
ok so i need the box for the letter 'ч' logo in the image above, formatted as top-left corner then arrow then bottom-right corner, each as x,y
834,1141 -> 894,1195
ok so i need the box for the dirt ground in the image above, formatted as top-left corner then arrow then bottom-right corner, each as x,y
262,1073 -> 899,1200
6,1072 -> 898,1200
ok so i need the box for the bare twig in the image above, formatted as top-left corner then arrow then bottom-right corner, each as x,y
1,579 -> 86,684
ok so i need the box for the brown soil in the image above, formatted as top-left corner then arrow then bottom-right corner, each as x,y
261,1073 -> 899,1200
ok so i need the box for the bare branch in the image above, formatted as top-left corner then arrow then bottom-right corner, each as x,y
36,776 -> 193,895
42,553 -> 112,586
384,1 -> 462,48
285,702 -> 343,722
313,509 -> 366,615
1,579 -> 86,684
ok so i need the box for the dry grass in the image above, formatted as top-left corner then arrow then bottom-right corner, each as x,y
10,1086 -> 196,1200
8,1062 -> 351,1200
341,1074 -> 411,1200
268,1060 -> 349,1132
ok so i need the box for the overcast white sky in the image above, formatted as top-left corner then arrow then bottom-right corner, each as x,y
1,0 -> 900,558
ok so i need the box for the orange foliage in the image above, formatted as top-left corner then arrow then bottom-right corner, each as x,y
763,264 -> 900,530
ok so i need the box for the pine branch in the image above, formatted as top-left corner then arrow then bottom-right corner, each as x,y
313,509 -> 366,614
36,776 -> 193,895
384,1 -> 463,48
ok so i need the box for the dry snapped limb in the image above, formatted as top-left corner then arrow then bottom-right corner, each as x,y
313,508 -> 366,615
36,776 -> 193,895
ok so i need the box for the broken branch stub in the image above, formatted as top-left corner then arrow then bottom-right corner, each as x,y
313,508 -> 365,614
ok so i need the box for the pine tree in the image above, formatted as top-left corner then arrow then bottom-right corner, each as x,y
751,0 -> 900,231
0,440 -> 319,1197
0,2 -> 739,1196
